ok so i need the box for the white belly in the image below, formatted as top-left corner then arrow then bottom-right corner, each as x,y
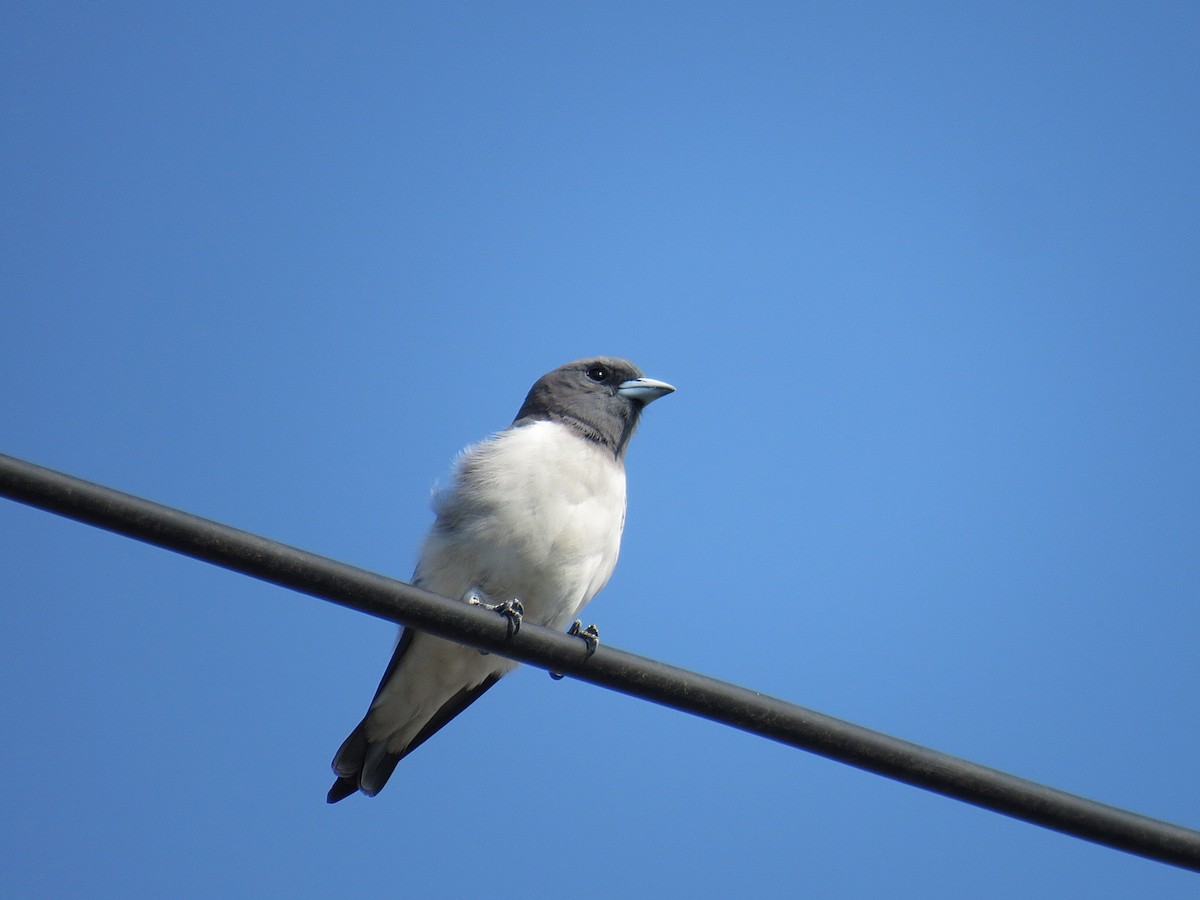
415,419 -> 627,629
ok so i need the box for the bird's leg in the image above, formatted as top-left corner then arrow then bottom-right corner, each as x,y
463,587 -> 524,644
549,620 -> 601,680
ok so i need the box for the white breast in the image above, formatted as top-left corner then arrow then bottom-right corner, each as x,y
415,419 -> 627,629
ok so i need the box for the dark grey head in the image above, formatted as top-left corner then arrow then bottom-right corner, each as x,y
513,357 -> 675,458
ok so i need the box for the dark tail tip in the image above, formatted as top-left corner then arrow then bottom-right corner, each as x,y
327,776 -> 359,804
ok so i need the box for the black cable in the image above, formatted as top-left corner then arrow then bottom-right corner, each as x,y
2,450 -> 1198,872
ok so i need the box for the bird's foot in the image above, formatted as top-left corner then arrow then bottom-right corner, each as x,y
465,588 -> 524,643
549,620 -> 601,680
568,619 -> 601,656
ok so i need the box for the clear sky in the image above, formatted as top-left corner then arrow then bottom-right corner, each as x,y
3,3 -> 1198,897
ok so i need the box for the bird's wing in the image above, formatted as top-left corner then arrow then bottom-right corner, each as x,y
327,627 -> 505,802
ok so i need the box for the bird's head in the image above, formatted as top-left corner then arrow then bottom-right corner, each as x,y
514,357 -> 675,457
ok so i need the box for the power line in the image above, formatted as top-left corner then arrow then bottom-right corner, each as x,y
2,450 -> 1198,873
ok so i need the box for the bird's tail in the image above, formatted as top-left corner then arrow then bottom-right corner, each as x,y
326,628 -> 507,803
326,671 -> 504,802
327,723 -> 370,803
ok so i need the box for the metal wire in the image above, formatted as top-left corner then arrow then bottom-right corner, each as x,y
2,450 -> 1198,872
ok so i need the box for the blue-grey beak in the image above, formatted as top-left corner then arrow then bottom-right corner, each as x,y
617,377 -> 675,405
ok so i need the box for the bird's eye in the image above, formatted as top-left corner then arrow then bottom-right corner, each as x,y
586,365 -> 609,383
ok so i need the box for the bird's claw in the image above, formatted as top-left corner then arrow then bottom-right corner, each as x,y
568,619 -> 601,656
549,620 -> 601,680
465,588 -> 524,645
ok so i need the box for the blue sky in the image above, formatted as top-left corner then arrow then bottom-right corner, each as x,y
3,3 -> 1198,897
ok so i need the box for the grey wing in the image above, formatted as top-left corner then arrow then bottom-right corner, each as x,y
326,627 -> 501,802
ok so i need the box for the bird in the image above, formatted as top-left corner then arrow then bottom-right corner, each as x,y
327,356 -> 674,802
